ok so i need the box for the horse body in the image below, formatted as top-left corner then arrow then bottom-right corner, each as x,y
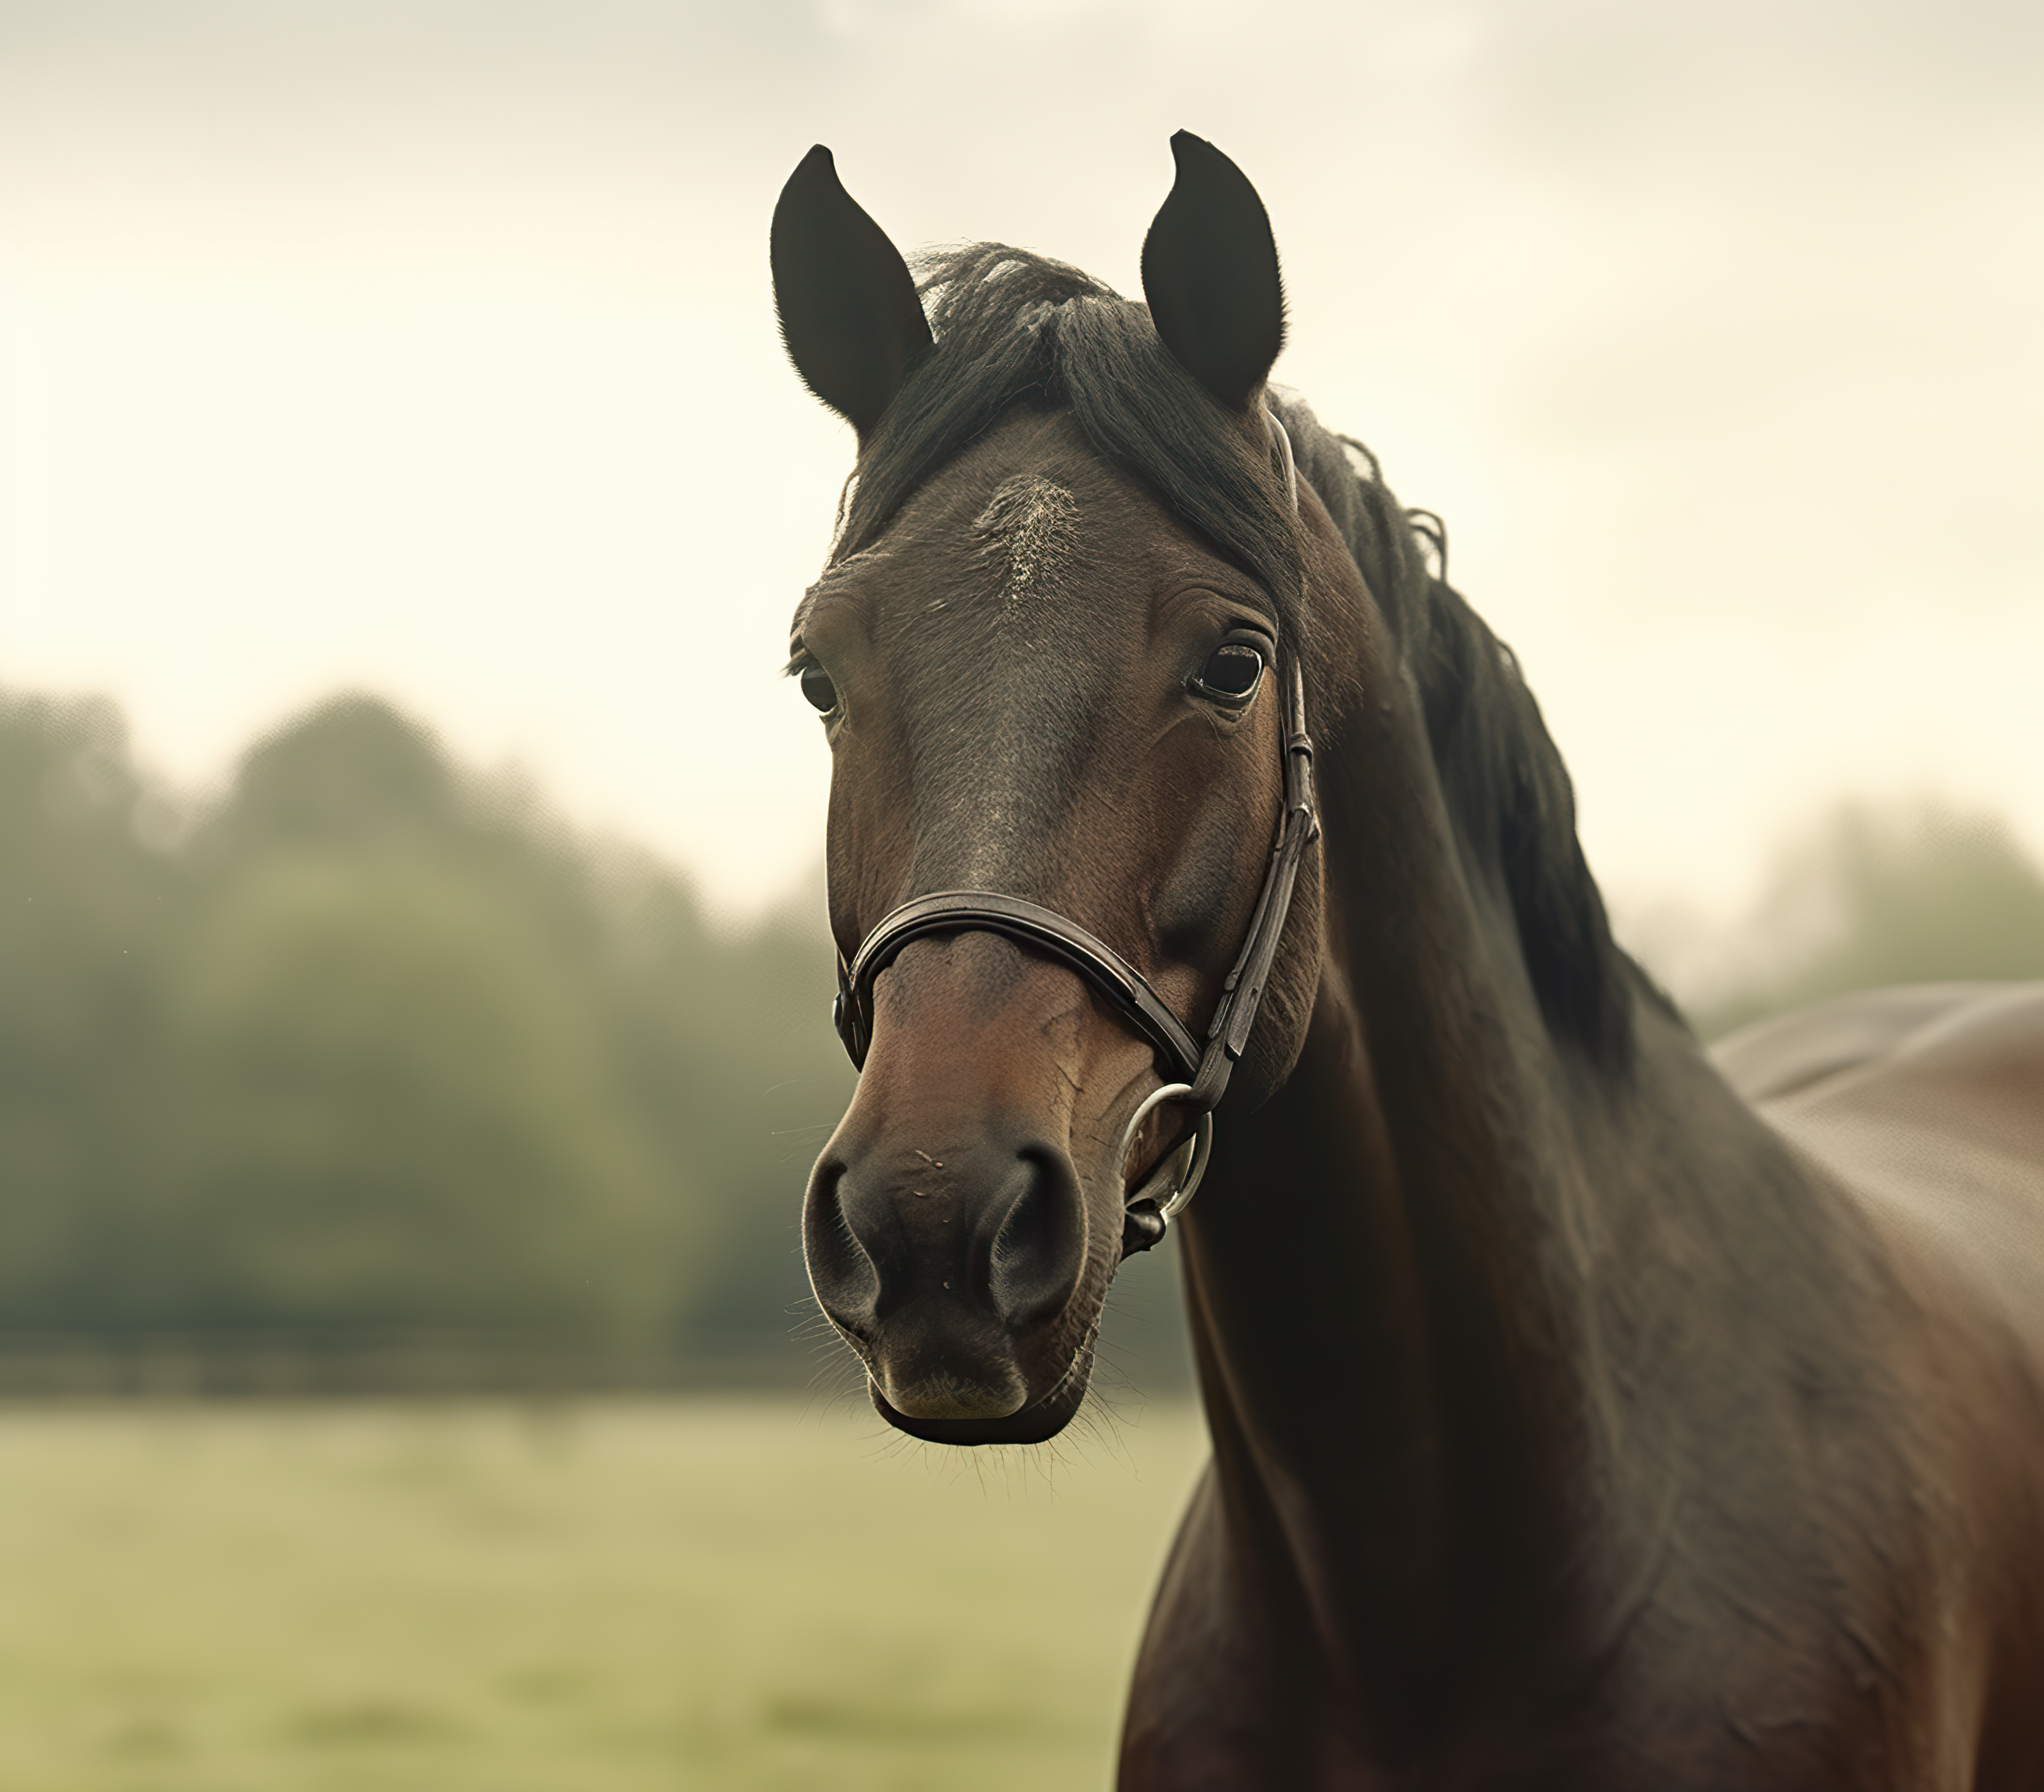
770,136 -> 2044,1787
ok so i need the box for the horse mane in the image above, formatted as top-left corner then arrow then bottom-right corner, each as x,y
1282,402 -> 1654,1066
839,243 -> 1649,1069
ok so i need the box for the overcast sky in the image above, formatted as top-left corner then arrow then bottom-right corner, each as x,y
2,0 -> 2039,951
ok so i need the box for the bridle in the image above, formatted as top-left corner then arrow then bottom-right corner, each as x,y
829,413 -> 1319,1257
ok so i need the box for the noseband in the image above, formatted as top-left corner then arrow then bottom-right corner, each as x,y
829,414 -> 1318,1257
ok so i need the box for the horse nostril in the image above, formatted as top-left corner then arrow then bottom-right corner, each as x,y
989,1146 -> 1085,1331
802,1156 -> 880,1338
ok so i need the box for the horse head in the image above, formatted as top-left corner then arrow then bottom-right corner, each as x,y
772,136 -> 1334,1444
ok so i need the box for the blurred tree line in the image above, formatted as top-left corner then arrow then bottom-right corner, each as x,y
0,688 -> 856,1377
4,684 -> 2039,1388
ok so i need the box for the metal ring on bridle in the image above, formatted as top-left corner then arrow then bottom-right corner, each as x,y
1116,1082 -> 1214,1221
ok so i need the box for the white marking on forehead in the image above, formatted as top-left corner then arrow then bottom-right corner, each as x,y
972,475 -> 1078,607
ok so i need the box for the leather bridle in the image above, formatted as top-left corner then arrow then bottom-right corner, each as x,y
828,414 -> 1319,1257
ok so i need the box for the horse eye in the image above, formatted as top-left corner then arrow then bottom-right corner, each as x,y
1191,642 -> 1266,705
799,664 -> 840,715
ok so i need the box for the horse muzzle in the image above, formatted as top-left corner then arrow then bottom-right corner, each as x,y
803,932 -> 1154,1443
804,1105 -> 1100,1441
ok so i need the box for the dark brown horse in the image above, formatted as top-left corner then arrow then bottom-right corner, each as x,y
769,134 -> 2044,1788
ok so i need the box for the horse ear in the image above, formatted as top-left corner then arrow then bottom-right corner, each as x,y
1140,132 -> 1285,412
772,145 -> 934,443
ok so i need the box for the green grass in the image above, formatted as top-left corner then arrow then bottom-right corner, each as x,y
0,1395 -> 1209,1791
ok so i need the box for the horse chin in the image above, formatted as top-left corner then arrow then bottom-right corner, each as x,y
867,1335 -> 1097,1447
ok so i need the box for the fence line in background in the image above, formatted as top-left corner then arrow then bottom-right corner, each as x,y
0,1331 -> 834,1399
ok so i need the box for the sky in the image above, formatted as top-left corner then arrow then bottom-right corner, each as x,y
2,0 -> 2039,960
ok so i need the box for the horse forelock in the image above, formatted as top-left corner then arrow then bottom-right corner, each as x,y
834,244 -> 1304,637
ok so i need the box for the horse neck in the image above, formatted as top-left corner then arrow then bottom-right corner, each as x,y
1175,629 -> 1627,1667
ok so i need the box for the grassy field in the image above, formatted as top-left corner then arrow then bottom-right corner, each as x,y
0,1394 -> 1209,1791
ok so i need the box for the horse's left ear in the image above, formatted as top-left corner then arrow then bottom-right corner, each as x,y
772,145 -> 935,442
1140,132 -> 1285,413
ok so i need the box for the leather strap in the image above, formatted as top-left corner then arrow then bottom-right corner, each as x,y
834,890 -> 1202,1080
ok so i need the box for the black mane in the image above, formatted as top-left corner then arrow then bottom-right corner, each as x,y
838,243 -> 1644,1065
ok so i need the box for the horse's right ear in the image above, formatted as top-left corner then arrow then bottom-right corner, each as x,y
772,146 -> 933,443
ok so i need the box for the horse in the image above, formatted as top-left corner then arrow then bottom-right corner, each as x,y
768,133 -> 2044,1788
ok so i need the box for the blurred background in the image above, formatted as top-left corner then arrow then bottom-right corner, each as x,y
1,0 -> 2040,1786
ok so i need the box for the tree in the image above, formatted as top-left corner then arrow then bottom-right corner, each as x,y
0,693 -> 176,1324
